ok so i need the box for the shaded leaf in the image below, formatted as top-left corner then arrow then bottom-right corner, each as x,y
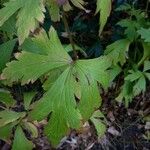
0,39 -> 16,73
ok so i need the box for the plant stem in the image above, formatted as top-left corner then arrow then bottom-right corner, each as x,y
62,11 -> 78,60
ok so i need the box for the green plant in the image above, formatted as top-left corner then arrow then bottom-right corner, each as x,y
0,0 -> 149,149
105,3 -> 150,107
0,89 -> 38,150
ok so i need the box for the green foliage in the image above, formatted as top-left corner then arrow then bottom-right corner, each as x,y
0,39 -> 17,73
0,0 -> 46,44
105,4 -> 150,106
0,1 -> 150,149
12,125 -> 34,150
138,28 -> 150,42
47,0 -> 85,22
105,39 -> 131,65
90,110 -> 107,138
1,27 -> 111,145
0,89 -> 38,148
96,0 -> 112,34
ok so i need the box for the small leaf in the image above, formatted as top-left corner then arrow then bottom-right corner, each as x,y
125,70 -> 143,82
23,122 -> 38,138
105,39 -> 131,65
96,0 -> 112,34
23,92 -> 36,110
0,89 -> 15,107
90,110 -> 106,138
70,0 -> 85,10
117,19 -> 140,40
138,42 -> 150,66
144,61 -> 150,72
133,75 -> 146,96
0,110 -> 26,128
116,81 -> 133,107
12,125 -> 34,150
137,28 -> 150,42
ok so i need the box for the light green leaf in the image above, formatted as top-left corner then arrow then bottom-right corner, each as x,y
0,0 -> 46,44
144,61 -> 150,72
0,89 -> 15,107
96,0 -> 112,34
47,0 -> 60,22
78,82 -> 101,120
133,75 -> 146,96
117,19 -> 140,40
0,39 -> 16,73
138,28 -> 150,42
144,72 -> 150,80
12,125 -> 34,150
90,110 -> 106,138
125,70 -> 143,82
0,110 -> 26,128
70,0 -> 85,10
105,39 -> 131,65
75,56 -> 111,89
2,27 -> 111,146
30,68 -> 81,145
23,92 -> 36,110
22,122 -> 38,138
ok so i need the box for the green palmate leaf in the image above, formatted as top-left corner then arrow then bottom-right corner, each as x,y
138,28 -> 150,42
0,110 -> 26,128
12,125 -> 34,150
105,39 -> 131,65
0,0 -> 46,44
2,27 -> 111,146
0,89 -> 15,107
96,0 -> 112,34
90,110 -> 106,138
0,39 -> 17,73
